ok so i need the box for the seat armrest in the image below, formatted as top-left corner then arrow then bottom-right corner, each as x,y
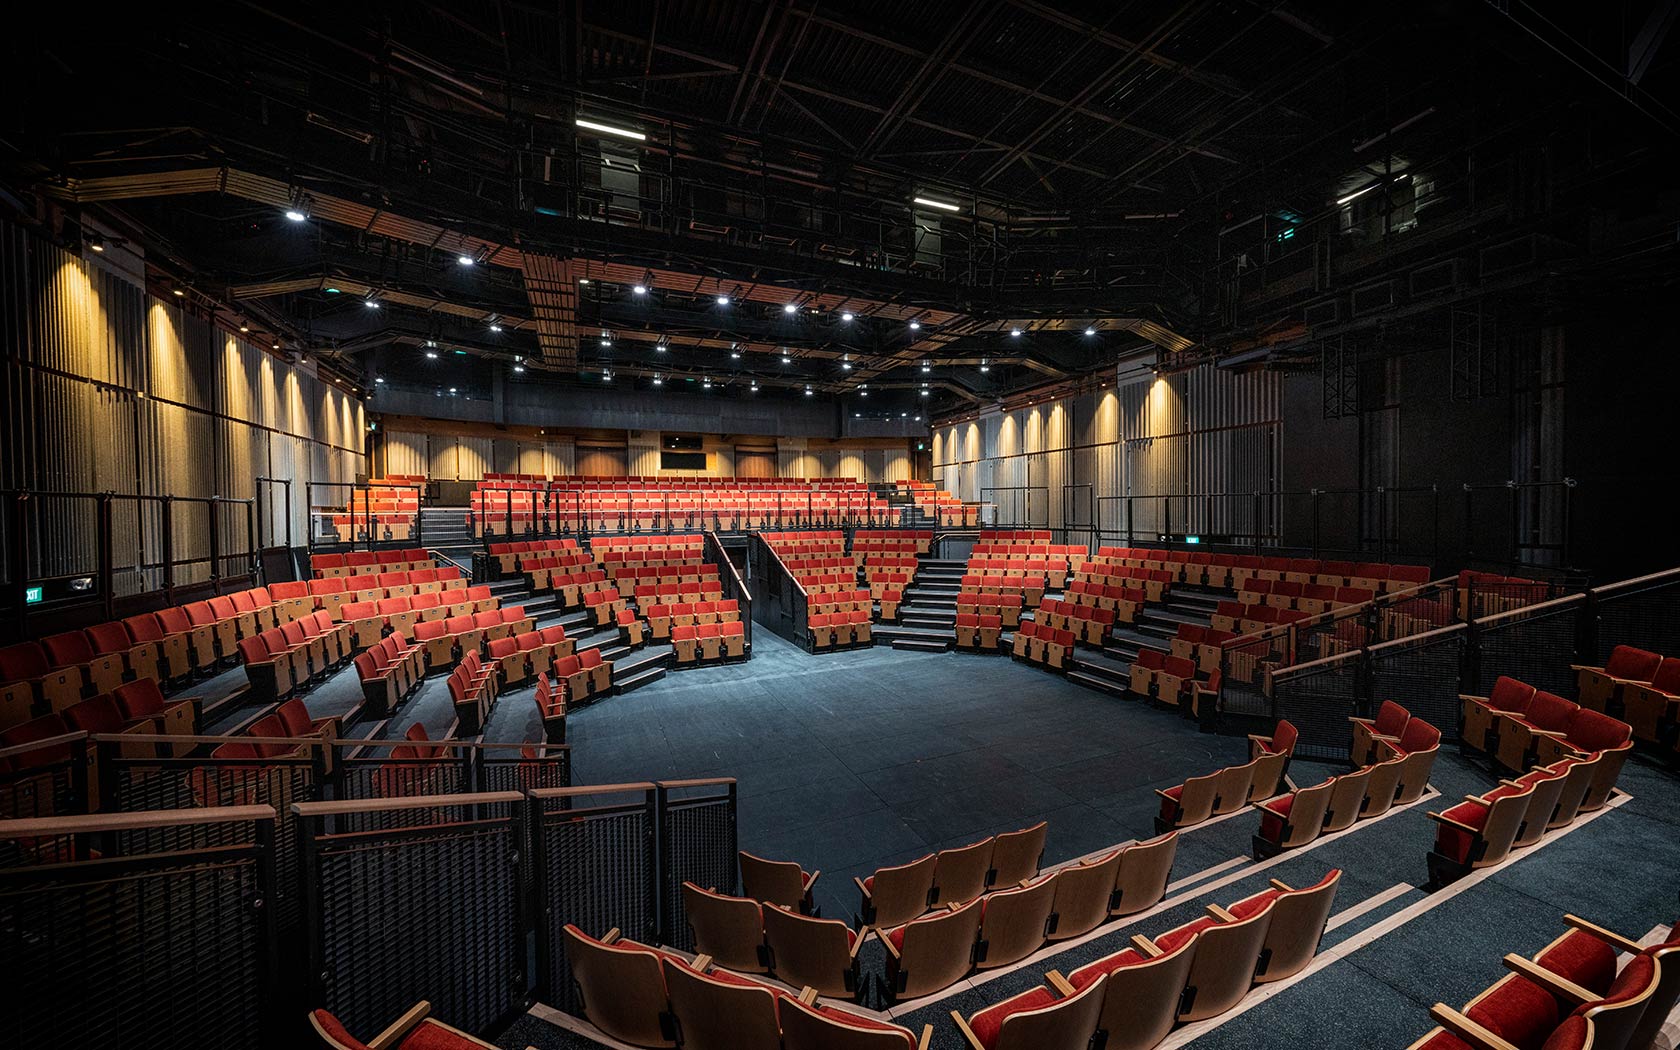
848,925 -> 869,960
368,1001 -> 431,1050
1427,811 -> 1482,835
1206,903 -> 1238,922
1501,954 -> 1595,1004
1130,933 -> 1163,957
1045,970 -> 1076,997
1428,1004 -> 1521,1050
1561,913 -> 1645,954
853,875 -> 872,902
802,868 -> 822,893
950,1011 -> 986,1050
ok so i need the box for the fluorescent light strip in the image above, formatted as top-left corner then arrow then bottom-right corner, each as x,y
575,117 -> 647,141
1337,172 -> 1410,206
912,196 -> 961,212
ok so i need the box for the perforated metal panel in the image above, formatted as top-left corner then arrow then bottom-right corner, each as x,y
301,797 -> 523,1039
1592,572 -> 1680,663
1268,652 -> 1363,761
1367,626 -> 1467,741
0,813 -> 275,1050
657,780 -> 738,950
1476,596 -> 1583,697
530,787 -> 657,1011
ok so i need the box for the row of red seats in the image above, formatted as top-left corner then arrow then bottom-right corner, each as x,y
979,529 -> 1053,542
1071,564 -> 1172,601
809,611 -> 872,651
1156,723 -> 1293,831
1094,546 -> 1432,593
1010,623 -> 1075,670
448,650 -> 498,730
237,611 -> 354,701
1406,913 -> 1678,1050
1237,576 -> 1376,612
955,591 -> 1024,628
809,590 -> 872,617
1210,601 -> 1311,635
484,626 -> 579,687
629,580 -> 726,607
1128,649 -> 1202,709
672,621 -> 748,665
270,568 -> 466,617
522,560 -> 604,595
958,573 -> 1047,608
1169,623 -> 1236,675
645,600 -> 742,639
1035,599 -> 1116,647
352,632 -> 427,716
489,538 -> 579,573
1459,676 -> 1634,789
338,589 -> 499,650
1569,643 -> 1680,750
955,614 -> 1003,651
966,556 -> 1069,588
1059,581 -> 1148,624
602,564 -> 719,589
310,548 -> 433,577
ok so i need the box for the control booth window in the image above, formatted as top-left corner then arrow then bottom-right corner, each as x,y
661,450 -> 707,471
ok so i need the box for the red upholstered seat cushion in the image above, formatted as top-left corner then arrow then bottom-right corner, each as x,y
1258,793 -> 1295,841
1576,954 -> 1654,1013
1539,1016 -> 1590,1050
811,1005 -> 913,1046
1435,799 -> 1492,865
1158,783 -> 1184,822
1269,720 -> 1298,755
1466,977 -> 1559,1050
1154,916 -> 1219,955
1604,645 -> 1661,681
1229,888 -> 1281,921
1412,1032 -> 1472,1050
969,986 -> 1057,1050
397,1019 -> 491,1050
1069,948 -> 1145,990
1562,709 -> 1630,753
1537,931 -> 1616,997
313,1010 -> 372,1050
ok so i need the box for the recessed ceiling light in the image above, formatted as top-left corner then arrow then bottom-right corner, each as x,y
841,311 -> 854,322
783,302 -> 798,315
855,412 -> 861,418
702,377 -> 712,388
1010,327 -> 1022,337
457,255 -> 475,267
601,338 -> 612,347
920,389 -> 930,397
575,117 -> 647,141
449,387 -> 457,394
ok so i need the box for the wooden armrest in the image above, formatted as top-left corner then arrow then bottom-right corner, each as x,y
1268,878 -> 1294,893
1498,779 -> 1526,790
1458,693 -> 1490,704
1252,799 -> 1288,816
877,926 -> 901,960
601,927 -> 621,944
1527,728 -> 1568,739
848,926 -> 869,960
1502,954 -> 1595,1003
1429,1004 -> 1521,1050
1046,970 -> 1076,997
1247,733 -> 1273,745
798,986 -> 820,1006
853,875 -> 872,901
803,869 -> 822,892
1154,788 -> 1182,803
1206,903 -> 1238,923
1428,811 -> 1482,835
951,1011 -> 986,1050
1131,934 -> 1162,957
1561,914 -> 1646,955
368,1001 -> 431,1050
1347,716 -> 1374,726
691,954 -> 713,973
917,1024 -> 933,1050
1369,732 -> 1401,742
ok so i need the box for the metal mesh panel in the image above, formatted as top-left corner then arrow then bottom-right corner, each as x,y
1378,583 -> 1457,642
305,799 -> 522,1038
336,757 -> 472,830
1593,573 -> 1680,663
532,789 -> 657,1012
1224,628 -> 1292,692
1268,652 -> 1363,761
1295,612 -> 1369,664
107,754 -> 314,928
0,752 -> 81,824
657,782 -> 738,951
481,752 -> 571,794
1368,626 -> 1467,742
0,817 -> 273,1050
1476,596 -> 1584,697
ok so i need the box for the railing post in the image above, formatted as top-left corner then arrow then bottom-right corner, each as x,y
160,496 -> 176,603
1251,491 -> 1262,554
245,498 -> 259,582
96,493 -> 115,620
1506,479 -> 1519,571
208,497 -> 223,591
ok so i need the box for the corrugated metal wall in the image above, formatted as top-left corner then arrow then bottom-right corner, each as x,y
0,219 -> 364,594
932,362 -> 1281,540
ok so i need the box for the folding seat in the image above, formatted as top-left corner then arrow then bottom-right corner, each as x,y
1249,719 -> 1298,767
1267,580 -> 1303,610
303,610 -> 351,668
1155,769 -> 1222,831
1532,708 -> 1633,812
808,613 -> 836,651
560,925 -> 678,1048
85,621 -> 164,689
583,588 -> 615,628
1159,897 -> 1279,1023
665,624 -> 697,666
715,598 -> 740,623
468,609 -> 503,650
680,882 -> 768,973
36,631 -> 109,697
280,618 -> 327,680
1426,770 -> 1539,886
1214,870 -> 1342,984
854,852 -> 937,929
1052,938 -> 1194,1050
499,604 -> 533,638
577,647 -> 612,695
660,956 -> 786,1050
405,591 -> 442,625
113,676 -> 196,754
1531,914 -> 1680,1050
270,699 -> 336,748
615,607 -> 645,648
1571,644 -> 1661,716
150,606 -> 218,675
240,588 -> 283,633
238,634 -> 296,700
462,583 -> 494,612
739,849 -> 818,913
1415,973 -> 1567,1050
971,874 -> 1056,970
1621,655 -> 1680,744
266,580 -> 312,622
762,905 -> 863,999
1154,655 -> 1196,709
688,622 -> 718,662
1040,629 -> 1073,670
1128,648 -> 1165,699
1252,776 -> 1336,858
312,552 -> 347,578
1499,947 -> 1664,1050
1460,676 -> 1537,756
980,821 -> 1046,890
930,837 -> 994,907
446,612 -> 486,664
368,595 -> 411,638
409,568 -> 441,595
486,636 -> 528,686
1348,699 -> 1411,765
950,973 -> 1107,1050
535,624 -> 573,665
968,613 -> 1002,652
310,1002 -> 499,1050
879,896 -> 983,1002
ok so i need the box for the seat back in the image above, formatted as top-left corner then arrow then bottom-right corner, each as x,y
1512,768 -> 1568,848
976,875 -> 1057,969
1210,760 -> 1257,815
992,972 -> 1107,1050
1579,950 -> 1660,1050
1373,699 -> 1410,737
931,836 -> 994,906
1095,938 -> 1198,1050
1489,675 -> 1537,712
1045,849 -> 1124,942
660,959 -> 782,1050
1477,788 -> 1535,868
1173,770 -> 1222,826
893,897 -> 982,997
1548,754 -> 1600,827
681,882 -> 767,973
778,996 -> 917,1050
1112,832 -> 1178,916
1255,870 -> 1341,982
865,853 -> 938,929
989,821 -> 1046,887
561,926 -> 675,1048
1323,767 -> 1374,832
1248,749 -> 1289,802
762,906 -> 856,998
1361,754 -> 1407,817
1178,902 -> 1275,1021
739,850 -> 809,910
1282,779 -> 1336,847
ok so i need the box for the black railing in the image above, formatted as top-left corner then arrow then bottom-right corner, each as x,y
305,481 -> 424,553
705,529 -> 754,649
747,532 -> 809,647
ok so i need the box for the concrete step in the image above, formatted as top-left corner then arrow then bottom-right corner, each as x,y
891,638 -> 953,653
874,624 -> 954,644
901,610 -> 956,628
617,665 -> 667,691
1067,669 -> 1130,698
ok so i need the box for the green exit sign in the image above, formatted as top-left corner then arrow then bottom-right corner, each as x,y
24,585 -> 43,604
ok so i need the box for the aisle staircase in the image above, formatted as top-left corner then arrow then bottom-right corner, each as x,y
875,556 -> 964,651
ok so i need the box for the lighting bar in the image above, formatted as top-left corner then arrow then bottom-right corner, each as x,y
912,196 -> 961,212
575,117 -> 647,141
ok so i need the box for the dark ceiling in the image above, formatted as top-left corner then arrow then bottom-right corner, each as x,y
4,1 -> 1677,419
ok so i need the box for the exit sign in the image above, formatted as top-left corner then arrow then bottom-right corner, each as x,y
1185,536 -> 1201,544
24,585 -> 43,604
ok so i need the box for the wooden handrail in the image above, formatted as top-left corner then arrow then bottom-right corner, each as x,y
528,782 -> 656,800
292,791 -> 524,817
0,731 -> 87,761
658,777 -> 738,790
0,804 -> 275,838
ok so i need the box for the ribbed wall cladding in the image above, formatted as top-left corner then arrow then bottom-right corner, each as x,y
0,218 -> 364,590
934,362 -> 1282,536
